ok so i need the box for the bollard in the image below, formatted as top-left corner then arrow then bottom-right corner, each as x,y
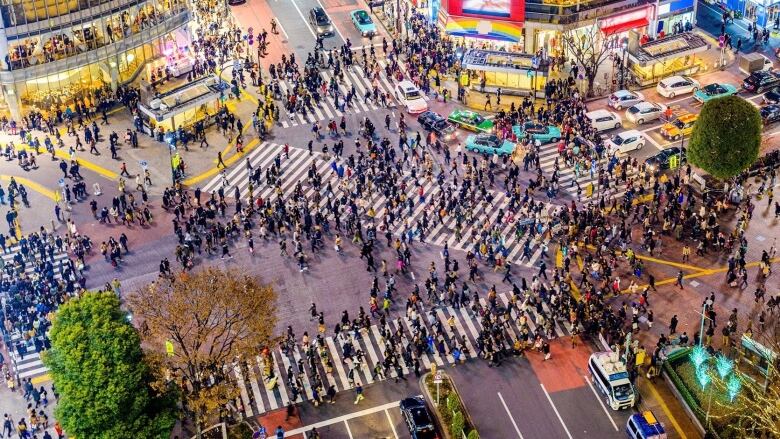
93,182 -> 102,196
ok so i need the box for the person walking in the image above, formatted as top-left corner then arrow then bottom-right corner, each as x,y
674,270 -> 684,289
217,151 -> 226,169
354,383 -> 365,404
670,315 -> 678,334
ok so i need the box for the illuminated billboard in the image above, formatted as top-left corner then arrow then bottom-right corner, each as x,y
462,0 -> 511,17
446,0 -> 524,22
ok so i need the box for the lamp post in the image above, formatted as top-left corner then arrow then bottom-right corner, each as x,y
619,41 -> 628,89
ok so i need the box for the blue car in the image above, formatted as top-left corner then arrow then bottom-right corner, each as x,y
512,121 -> 562,144
350,10 -> 376,37
693,83 -> 738,103
465,134 -> 516,156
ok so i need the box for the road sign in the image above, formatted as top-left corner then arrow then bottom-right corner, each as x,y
139,160 -> 148,169
433,372 -> 443,384
58,178 -> 65,187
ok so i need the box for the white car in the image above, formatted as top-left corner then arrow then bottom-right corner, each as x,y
656,76 -> 700,98
585,109 -> 622,132
395,80 -> 428,114
625,101 -> 667,124
607,90 -> 645,110
607,130 -> 646,154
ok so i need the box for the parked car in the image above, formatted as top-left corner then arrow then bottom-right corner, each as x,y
395,80 -> 428,114
660,113 -> 698,140
417,111 -> 456,141
763,86 -> 780,104
309,7 -> 334,36
464,134 -> 516,156
761,104 -> 780,125
645,146 -> 686,171
693,83 -> 738,103
625,101 -> 667,124
350,9 -> 376,36
656,75 -> 700,98
511,121 -> 562,144
585,109 -> 622,132
447,109 -> 494,133
606,130 -> 646,154
608,90 -> 645,110
400,396 -> 438,439
743,70 -> 780,93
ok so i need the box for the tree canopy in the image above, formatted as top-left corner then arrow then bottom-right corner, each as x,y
43,292 -> 176,439
688,95 -> 762,179
128,268 -> 278,436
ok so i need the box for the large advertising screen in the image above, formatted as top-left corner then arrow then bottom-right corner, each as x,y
462,0 -> 511,17
447,0 -> 524,22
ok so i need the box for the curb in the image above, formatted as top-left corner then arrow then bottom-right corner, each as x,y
419,371 -> 477,439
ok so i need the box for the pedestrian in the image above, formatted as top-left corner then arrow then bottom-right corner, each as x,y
542,340 -> 551,360
275,426 -> 284,439
217,151 -> 226,169
674,270 -> 684,289
670,315 -> 678,334
354,382 -> 365,404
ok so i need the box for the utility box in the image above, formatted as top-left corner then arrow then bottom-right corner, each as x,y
739,53 -> 768,74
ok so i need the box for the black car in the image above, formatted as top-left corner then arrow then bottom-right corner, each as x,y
400,396 -> 438,439
764,86 -> 780,104
743,70 -> 780,93
417,111 -> 456,141
227,0 -> 246,5
645,146 -> 686,171
761,104 -> 780,125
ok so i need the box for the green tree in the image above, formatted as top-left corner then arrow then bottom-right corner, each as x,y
43,292 -> 176,439
451,411 -> 465,437
688,95 -> 762,179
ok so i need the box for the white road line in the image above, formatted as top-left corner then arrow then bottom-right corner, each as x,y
275,17 -> 290,39
540,384 -> 573,439
345,420 -> 355,439
497,392 -> 525,439
282,400 -> 401,437
385,409 -> 400,439
584,375 -> 619,431
316,0 -> 347,43
288,0 -> 317,38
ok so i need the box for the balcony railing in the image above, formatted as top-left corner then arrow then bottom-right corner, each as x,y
0,9 -> 189,83
524,0 -> 654,25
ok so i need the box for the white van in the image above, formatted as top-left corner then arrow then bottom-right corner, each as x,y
585,109 -> 622,132
588,351 -> 636,410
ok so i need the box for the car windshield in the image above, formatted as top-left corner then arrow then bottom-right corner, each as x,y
672,119 -> 686,129
410,407 -> 433,427
611,135 -> 625,145
627,106 -> 641,114
355,11 -> 371,24
659,81 -> 669,89
613,384 -> 632,400
434,120 -> 449,130
703,84 -> 724,95
405,89 -> 421,99
315,12 -> 329,25
471,114 -> 485,124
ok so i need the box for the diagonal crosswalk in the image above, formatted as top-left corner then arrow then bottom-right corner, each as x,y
201,143 -> 556,269
274,60 -> 402,129
231,292 -> 576,417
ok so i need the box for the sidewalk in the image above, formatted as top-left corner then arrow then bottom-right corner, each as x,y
696,0 -> 780,55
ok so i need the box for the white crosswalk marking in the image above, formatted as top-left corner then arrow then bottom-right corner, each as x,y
201,144 -> 558,269
231,296 -> 575,416
272,63 -> 397,128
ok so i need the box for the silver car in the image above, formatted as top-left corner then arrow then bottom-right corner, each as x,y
607,90 -> 645,110
625,101 -> 667,125
309,7 -> 334,36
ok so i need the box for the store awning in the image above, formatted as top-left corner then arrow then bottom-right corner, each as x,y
600,18 -> 649,36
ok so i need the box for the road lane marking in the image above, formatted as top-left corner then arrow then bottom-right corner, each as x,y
584,376 -> 619,431
645,379 -> 689,439
275,16 -> 290,39
0,175 -> 57,200
316,0 -> 347,43
288,0 -> 318,37
283,400 -> 401,437
540,384 -> 573,439
344,420 -> 355,439
385,409 -> 400,439
497,392 -> 525,439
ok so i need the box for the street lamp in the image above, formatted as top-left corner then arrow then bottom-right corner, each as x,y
619,41 -> 628,89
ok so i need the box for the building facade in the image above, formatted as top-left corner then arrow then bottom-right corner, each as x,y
0,0 -> 192,120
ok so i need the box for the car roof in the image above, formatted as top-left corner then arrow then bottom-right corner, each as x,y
632,101 -> 656,109
619,129 -> 642,137
661,76 -> 686,84
398,80 -> 417,89
613,90 -> 634,96
586,109 -> 616,118
677,113 -> 698,122
312,6 -> 325,14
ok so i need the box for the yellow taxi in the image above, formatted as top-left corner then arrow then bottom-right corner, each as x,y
660,113 -> 698,140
